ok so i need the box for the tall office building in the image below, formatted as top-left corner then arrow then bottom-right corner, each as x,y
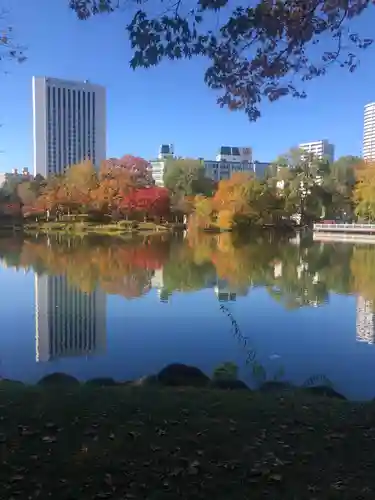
32,76 -> 106,177
356,296 -> 375,344
299,140 -> 335,163
363,102 -> 375,161
35,275 -> 106,362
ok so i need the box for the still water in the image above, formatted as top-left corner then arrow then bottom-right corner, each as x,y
1,231 -> 375,400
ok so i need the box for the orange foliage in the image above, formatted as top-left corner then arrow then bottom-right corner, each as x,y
18,237 -> 171,299
213,173 -> 253,215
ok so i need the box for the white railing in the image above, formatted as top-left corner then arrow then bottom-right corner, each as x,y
313,223 -> 375,232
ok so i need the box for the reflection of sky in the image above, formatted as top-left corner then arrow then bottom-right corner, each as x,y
1,266 -> 375,400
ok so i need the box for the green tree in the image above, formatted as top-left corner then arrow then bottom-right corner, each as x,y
69,1 -> 373,120
164,158 -> 214,198
270,150 -> 332,224
330,156 -> 360,186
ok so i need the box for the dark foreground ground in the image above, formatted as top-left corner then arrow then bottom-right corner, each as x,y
1,385 -> 374,499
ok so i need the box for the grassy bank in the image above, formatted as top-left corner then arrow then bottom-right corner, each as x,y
24,220 -> 183,237
1,384 -> 375,498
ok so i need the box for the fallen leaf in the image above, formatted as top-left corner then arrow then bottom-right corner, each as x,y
10,475 -> 24,482
42,436 -> 57,443
188,460 -> 200,475
269,474 -> 283,482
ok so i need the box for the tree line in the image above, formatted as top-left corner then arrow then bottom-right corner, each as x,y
2,150 -> 375,227
0,155 -> 171,222
167,150 -> 370,229
0,231 -> 374,306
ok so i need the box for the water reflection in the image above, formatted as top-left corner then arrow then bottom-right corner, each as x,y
35,275 -> 106,362
1,231 -> 375,398
356,296 -> 375,345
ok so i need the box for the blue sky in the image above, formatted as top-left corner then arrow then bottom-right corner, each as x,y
1,0 -> 375,172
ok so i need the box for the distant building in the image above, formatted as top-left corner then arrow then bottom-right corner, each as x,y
252,161 -> 271,179
32,76 -> 106,177
215,146 -> 252,163
150,144 -> 260,185
149,144 -> 175,186
204,146 -> 253,182
35,275 -> 106,361
0,168 -> 32,189
299,140 -> 335,163
363,102 -> 375,161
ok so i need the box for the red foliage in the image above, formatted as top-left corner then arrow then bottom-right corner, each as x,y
119,186 -> 170,217
101,155 -> 154,187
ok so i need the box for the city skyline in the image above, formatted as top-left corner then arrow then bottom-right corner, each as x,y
1,73 -> 372,177
1,1 -> 373,173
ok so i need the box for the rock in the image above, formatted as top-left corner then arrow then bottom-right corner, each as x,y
86,377 -> 117,387
259,381 -> 293,393
38,373 -> 80,387
211,379 -> 250,390
157,363 -> 210,387
305,385 -> 346,400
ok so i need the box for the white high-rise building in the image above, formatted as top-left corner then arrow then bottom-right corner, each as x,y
299,140 -> 335,163
32,76 -> 106,177
35,275 -> 106,362
363,102 -> 375,161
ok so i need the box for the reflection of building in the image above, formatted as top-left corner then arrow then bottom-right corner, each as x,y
356,296 -> 375,344
35,275 -> 106,361
32,76 -> 106,177
214,279 -> 238,302
151,268 -> 170,303
299,140 -> 335,162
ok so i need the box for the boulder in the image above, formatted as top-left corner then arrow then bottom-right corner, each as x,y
157,363 -> 210,387
305,385 -> 346,400
38,372 -> 80,387
211,379 -> 250,390
85,377 -> 117,387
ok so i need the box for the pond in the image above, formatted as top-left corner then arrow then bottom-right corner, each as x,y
0,230 -> 375,400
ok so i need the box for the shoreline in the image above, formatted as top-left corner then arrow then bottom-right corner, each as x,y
22,220 -> 185,238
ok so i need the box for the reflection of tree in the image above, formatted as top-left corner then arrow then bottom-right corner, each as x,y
0,235 -> 171,299
162,239 -> 217,293
1,232 -> 375,310
351,247 -> 375,305
267,240 -> 352,309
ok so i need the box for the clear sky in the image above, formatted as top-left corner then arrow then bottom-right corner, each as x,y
1,0 -> 375,172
